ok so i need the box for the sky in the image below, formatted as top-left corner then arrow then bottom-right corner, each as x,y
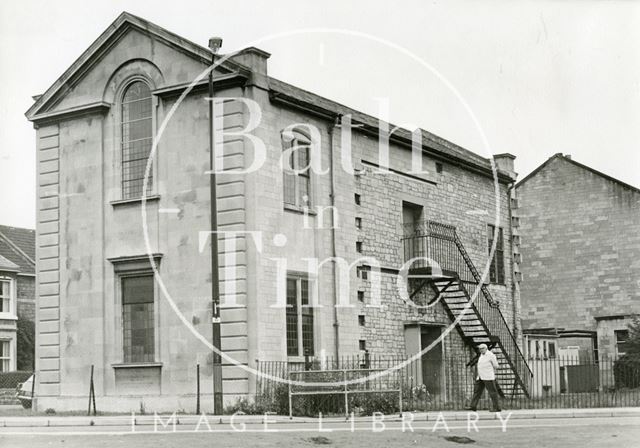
1,0 -> 639,228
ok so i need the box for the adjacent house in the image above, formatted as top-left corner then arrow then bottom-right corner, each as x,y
25,12 -> 529,412
0,225 -> 36,372
516,154 -> 640,369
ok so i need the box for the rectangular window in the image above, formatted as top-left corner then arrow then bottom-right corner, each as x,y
354,193 -> 361,205
359,339 -> 367,351
0,341 -> 9,372
548,341 -> 557,359
356,241 -> 363,253
355,217 -> 362,229
285,274 -> 314,357
616,330 -> 629,358
122,275 -> 155,363
487,224 -> 505,284
358,315 -> 366,326
0,279 -> 11,314
283,143 -> 311,208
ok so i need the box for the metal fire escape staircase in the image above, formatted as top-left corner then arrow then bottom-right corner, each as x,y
402,221 -> 533,398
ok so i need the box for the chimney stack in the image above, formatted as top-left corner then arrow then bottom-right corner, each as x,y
493,153 -> 517,180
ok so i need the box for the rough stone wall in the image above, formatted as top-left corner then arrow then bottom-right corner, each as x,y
516,156 -> 640,332
251,96 -> 517,367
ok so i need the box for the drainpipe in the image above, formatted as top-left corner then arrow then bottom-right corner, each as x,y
208,36 -> 223,415
328,115 -> 341,359
507,181 -> 520,342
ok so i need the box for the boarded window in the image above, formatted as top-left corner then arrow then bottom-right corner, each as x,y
283,140 -> 311,208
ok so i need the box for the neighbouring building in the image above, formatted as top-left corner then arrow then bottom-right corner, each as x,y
25,12 -> 529,412
0,225 -> 36,372
516,154 -> 640,391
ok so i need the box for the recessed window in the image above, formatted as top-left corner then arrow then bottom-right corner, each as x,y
487,224 -> 505,284
283,135 -> 311,209
356,241 -> 363,253
122,275 -> 155,363
121,81 -> 153,200
0,341 -> 9,372
357,266 -> 368,280
286,273 -> 314,357
0,278 -> 12,314
358,315 -> 366,326
616,330 -> 629,358
359,339 -> 367,351
357,291 -> 365,302
355,217 -> 362,229
436,162 -> 443,173
354,193 -> 361,205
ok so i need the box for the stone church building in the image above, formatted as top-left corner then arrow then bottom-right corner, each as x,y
26,12 -> 528,412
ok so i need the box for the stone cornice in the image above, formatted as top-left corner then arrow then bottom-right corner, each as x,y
30,101 -> 111,128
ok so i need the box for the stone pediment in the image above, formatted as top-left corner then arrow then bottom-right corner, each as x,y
26,11 -> 248,124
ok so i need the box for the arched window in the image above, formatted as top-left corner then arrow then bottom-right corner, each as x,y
282,129 -> 311,209
121,81 -> 153,199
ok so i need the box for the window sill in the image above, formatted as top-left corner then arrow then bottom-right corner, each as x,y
287,356 -> 308,363
112,362 -> 162,369
284,204 -> 316,215
0,313 -> 18,321
110,195 -> 160,207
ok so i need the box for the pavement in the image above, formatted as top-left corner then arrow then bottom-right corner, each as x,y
0,413 -> 638,448
0,406 -> 638,428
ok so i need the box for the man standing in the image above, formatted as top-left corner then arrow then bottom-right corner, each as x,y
466,343 -> 501,412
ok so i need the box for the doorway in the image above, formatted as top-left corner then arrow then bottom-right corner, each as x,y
421,325 -> 444,395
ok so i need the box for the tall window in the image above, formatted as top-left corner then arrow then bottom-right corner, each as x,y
286,274 -> 314,357
487,224 -> 505,284
122,275 -> 155,363
616,330 -> 629,358
0,279 -> 11,314
283,139 -> 311,208
121,81 -> 153,199
0,341 -> 9,372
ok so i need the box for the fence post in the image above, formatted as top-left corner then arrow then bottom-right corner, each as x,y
87,365 -> 96,416
288,371 -> 293,419
30,372 -> 36,412
196,363 -> 201,415
343,369 -> 349,419
399,368 -> 403,417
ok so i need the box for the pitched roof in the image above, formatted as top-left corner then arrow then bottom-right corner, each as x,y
0,254 -> 20,272
25,11 -> 246,121
516,153 -> 640,194
0,225 -> 35,274
268,78 -> 510,181
26,12 -> 514,183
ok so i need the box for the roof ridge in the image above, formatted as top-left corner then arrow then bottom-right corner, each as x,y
0,230 -> 35,267
516,153 -> 640,193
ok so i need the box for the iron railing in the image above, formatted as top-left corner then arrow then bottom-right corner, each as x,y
402,220 -> 533,396
255,355 -> 640,415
